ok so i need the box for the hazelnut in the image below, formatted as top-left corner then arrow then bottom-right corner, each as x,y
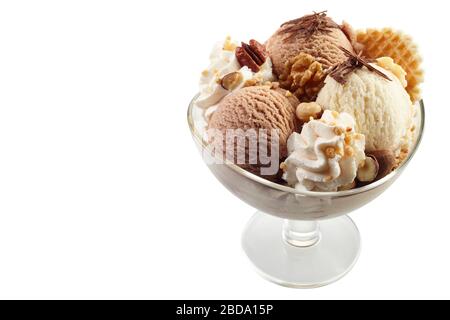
220,72 -> 243,91
325,147 -> 336,159
376,57 -> 407,87
357,156 -> 379,183
344,133 -> 353,144
334,127 -> 344,136
368,150 -> 396,180
296,102 -> 323,123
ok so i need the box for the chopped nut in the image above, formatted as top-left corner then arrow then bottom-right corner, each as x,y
220,72 -> 243,91
336,148 -> 344,157
223,36 -> 237,52
334,127 -> 344,136
344,133 -> 353,145
235,39 -> 267,72
243,78 -> 260,88
357,156 -> 379,183
261,82 -> 273,89
296,102 -> 323,123
325,147 -> 336,159
279,53 -> 326,102
344,146 -> 354,157
269,81 -> 280,89
395,149 -> 409,169
376,57 -> 407,88
248,40 -> 268,64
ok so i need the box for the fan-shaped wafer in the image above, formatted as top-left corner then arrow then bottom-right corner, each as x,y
357,28 -> 423,103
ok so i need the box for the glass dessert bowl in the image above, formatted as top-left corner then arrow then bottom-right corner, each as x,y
187,96 -> 425,288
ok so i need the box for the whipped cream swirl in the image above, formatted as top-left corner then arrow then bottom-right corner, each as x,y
197,36 -> 274,109
283,110 -> 366,192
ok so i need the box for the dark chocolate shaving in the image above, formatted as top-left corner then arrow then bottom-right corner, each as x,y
329,47 -> 392,84
279,11 -> 339,43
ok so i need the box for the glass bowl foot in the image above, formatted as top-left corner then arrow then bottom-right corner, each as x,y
242,212 -> 361,288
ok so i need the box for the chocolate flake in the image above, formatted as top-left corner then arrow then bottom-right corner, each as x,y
280,11 -> 339,43
329,47 -> 392,84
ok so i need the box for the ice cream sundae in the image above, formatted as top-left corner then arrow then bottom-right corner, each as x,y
194,10 -> 423,192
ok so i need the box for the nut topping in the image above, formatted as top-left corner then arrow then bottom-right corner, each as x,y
368,150 -> 396,180
295,102 -> 323,123
235,40 -> 268,73
357,156 -> 379,183
248,40 -> 267,64
220,72 -> 243,91
279,53 -> 326,102
325,147 -> 336,159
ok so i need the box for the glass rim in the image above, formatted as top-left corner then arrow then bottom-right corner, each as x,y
187,94 -> 425,198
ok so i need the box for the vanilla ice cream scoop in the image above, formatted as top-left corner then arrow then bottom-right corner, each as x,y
316,65 -> 414,154
283,110 -> 366,192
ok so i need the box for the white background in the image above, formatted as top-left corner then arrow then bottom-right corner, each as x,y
0,0 -> 446,299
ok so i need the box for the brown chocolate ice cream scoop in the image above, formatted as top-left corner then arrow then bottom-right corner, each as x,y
266,12 -> 357,77
208,86 -> 299,180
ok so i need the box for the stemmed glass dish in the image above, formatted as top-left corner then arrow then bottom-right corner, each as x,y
187,95 -> 425,288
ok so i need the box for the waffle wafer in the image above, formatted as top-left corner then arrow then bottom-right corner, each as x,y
357,28 -> 423,103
